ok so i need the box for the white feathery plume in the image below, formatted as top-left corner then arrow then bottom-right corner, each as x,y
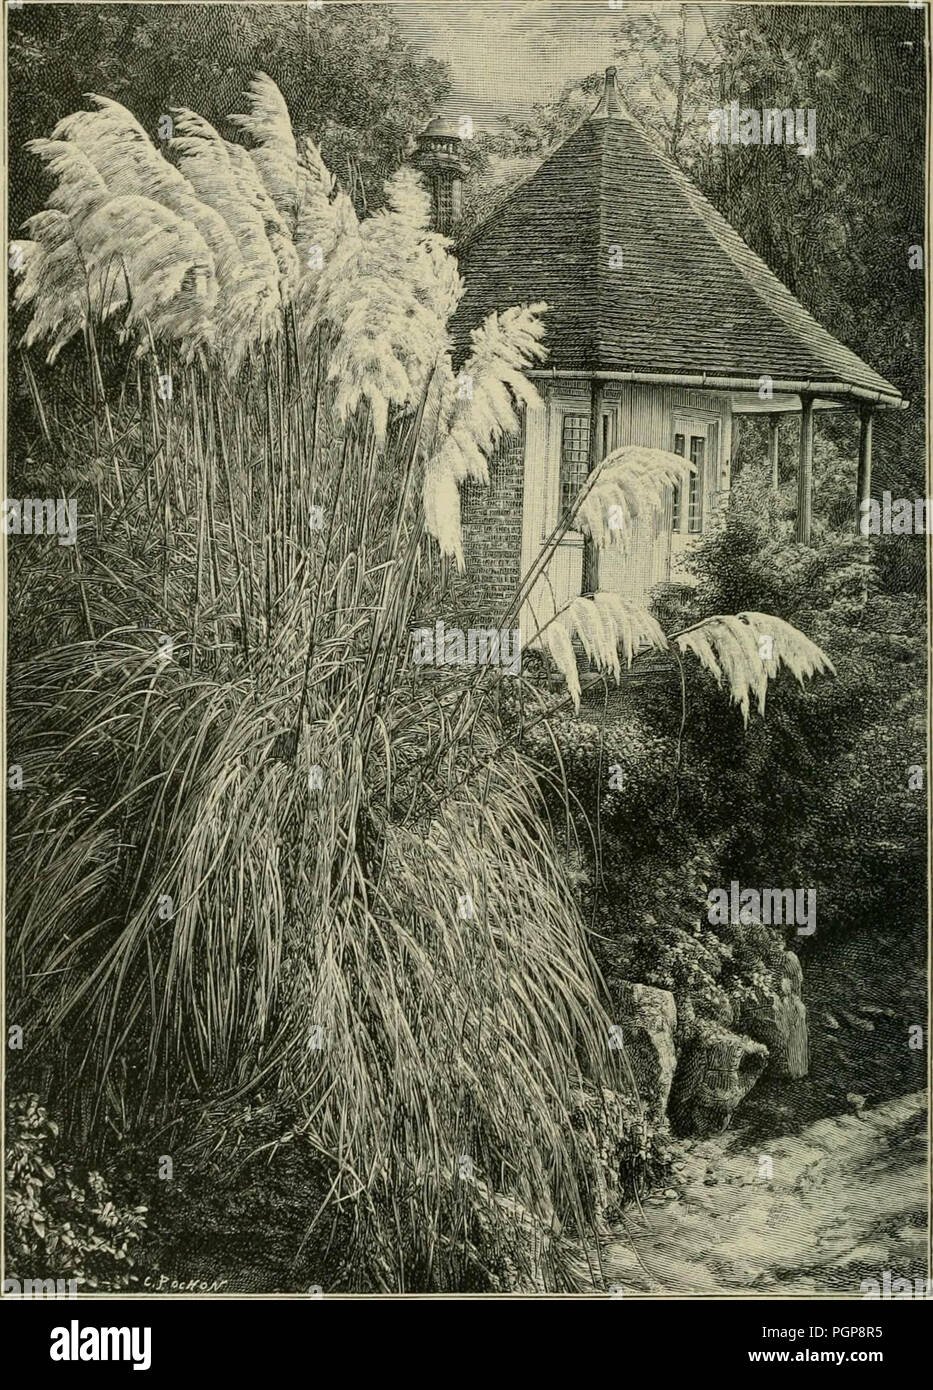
53,98 -> 196,212
422,465 -> 467,568
16,80 -> 308,364
228,72 -> 299,231
376,167 -> 463,326
13,215 -> 89,362
538,598 -> 832,717
225,139 -> 300,305
170,108 -> 285,365
294,136 -> 339,261
78,195 -> 217,359
24,139 -> 110,228
540,593 -> 668,710
292,136 -> 344,331
422,303 -> 547,567
384,163 -> 434,231
44,98 -> 234,355
295,180 -> 359,335
674,610 -> 835,724
571,445 -> 692,548
307,170 -> 452,441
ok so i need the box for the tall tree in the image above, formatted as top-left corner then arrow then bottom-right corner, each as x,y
701,4 -> 925,410
7,2 -> 449,230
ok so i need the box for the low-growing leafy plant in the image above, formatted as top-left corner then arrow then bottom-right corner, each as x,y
5,1094 -> 148,1290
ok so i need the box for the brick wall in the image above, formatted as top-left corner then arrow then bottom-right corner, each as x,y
452,412 -> 526,623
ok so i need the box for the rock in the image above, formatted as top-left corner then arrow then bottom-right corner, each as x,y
613,981 -> 678,1124
668,1022 -> 769,1136
822,1011 -> 841,1030
743,951 -> 809,1078
846,1092 -> 867,1113
568,1083 -> 644,1219
782,950 -> 804,992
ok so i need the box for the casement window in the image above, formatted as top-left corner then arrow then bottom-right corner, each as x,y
688,434 -> 705,533
559,414 -> 590,519
671,427 -> 708,533
671,432 -> 685,530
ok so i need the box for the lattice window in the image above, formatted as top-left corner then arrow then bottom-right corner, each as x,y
560,414 -> 590,519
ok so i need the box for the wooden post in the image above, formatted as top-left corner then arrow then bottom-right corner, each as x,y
769,416 -> 780,490
582,383 -> 602,594
857,407 -> 874,534
795,394 -> 814,544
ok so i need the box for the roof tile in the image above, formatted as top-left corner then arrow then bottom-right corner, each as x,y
452,107 -> 901,404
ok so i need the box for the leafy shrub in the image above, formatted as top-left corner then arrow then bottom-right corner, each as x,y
874,533 -> 925,595
522,710 -> 673,837
521,711 -> 787,1040
656,490 -> 926,948
5,1094 -> 147,1290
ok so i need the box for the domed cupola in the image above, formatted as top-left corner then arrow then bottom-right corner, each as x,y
412,114 -> 469,235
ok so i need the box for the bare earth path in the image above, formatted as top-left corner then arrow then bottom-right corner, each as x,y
602,1091 -> 927,1295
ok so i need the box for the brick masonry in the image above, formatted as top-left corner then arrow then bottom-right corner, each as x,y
451,410 -> 526,623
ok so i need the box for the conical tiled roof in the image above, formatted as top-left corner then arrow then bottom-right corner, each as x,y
452,71 -> 902,406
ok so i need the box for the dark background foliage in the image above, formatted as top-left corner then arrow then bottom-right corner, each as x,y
7,2 -> 449,229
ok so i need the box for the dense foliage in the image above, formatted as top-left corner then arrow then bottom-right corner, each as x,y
8,2 -> 448,231
6,1094 -> 148,1290
520,439 -> 925,1097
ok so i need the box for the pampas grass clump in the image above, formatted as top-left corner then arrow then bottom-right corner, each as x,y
9,75 -> 630,1293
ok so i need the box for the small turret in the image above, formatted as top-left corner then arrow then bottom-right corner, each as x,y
412,115 -> 469,235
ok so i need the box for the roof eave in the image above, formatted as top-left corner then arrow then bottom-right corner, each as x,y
525,367 -> 906,410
